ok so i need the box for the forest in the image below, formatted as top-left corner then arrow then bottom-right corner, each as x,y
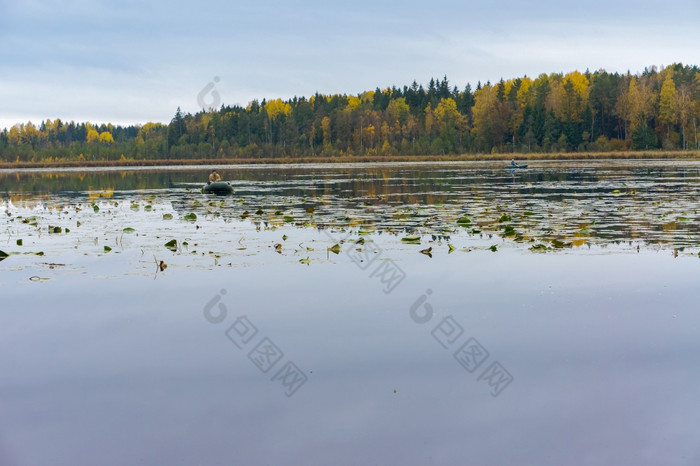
1,64 -> 699,163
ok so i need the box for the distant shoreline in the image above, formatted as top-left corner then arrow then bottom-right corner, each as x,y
1,151 -> 699,169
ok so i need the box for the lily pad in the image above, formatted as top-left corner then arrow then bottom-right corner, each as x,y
0,250 -> 8,262
164,239 -> 178,251
328,244 -> 341,254
163,213 -> 173,220
489,245 -> 498,252
16,239 -> 23,246
401,236 -> 421,243
184,213 -> 197,221
456,216 -> 472,225
103,246 -> 112,252
123,227 -> 136,233
551,239 -> 570,248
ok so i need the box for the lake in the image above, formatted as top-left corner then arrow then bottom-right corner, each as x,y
1,161 -> 699,465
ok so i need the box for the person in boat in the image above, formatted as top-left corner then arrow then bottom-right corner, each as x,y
209,170 -> 221,183
510,159 -> 517,166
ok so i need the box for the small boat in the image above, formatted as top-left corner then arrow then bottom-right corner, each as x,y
504,164 -> 528,169
202,181 -> 234,195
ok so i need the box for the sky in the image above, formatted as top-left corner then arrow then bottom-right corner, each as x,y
1,0 -> 699,130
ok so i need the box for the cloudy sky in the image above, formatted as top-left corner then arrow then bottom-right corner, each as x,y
1,0 -> 699,130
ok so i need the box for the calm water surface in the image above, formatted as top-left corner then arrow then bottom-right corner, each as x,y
1,161 -> 699,465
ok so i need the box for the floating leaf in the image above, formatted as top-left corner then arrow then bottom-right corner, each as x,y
159,261 -> 167,271
401,236 -> 421,243
144,205 -> 153,211
356,237 -> 365,245
299,257 -> 310,265
51,226 -> 62,234
328,244 -> 341,254
530,244 -> 550,252
103,246 -> 112,252
662,221 -> 677,231
123,227 -> 136,233
489,245 -> 498,252
255,209 -> 264,215
551,239 -> 571,248
677,217 -> 690,222
283,216 -> 294,223
162,213 -> 173,220
93,204 -> 100,212
456,216 -> 471,225
164,239 -> 178,251
358,230 -> 372,236
130,203 -> 139,210
419,247 -> 433,257
274,243 -> 282,253
498,214 -> 511,223
523,211 -> 535,216
282,235 -> 288,241
0,250 -> 8,262
448,244 -> 455,253
16,239 -> 23,246
503,225 -> 516,236
184,213 -> 197,221
305,207 -> 315,214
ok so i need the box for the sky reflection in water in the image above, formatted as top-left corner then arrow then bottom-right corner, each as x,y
1,161 -> 699,465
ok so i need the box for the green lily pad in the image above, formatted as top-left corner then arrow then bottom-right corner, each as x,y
123,228 -> 136,233
456,216 -> 471,225
16,239 -> 23,246
401,236 -> 421,243
328,244 -> 341,254
163,213 -> 173,220
93,204 -> 100,212
165,239 -> 178,251
184,213 -> 197,221
0,250 -> 8,261
283,216 -> 294,223
104,246 -> 112,252
551,239 -> 570,248
489,245 -> 498,252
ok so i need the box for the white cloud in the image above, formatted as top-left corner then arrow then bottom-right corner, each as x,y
1,0 -> 699,130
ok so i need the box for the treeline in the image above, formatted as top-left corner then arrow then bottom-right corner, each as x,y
1,64 -> 699,163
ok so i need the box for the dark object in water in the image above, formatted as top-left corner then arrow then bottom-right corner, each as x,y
202,181 -> 234,195
505,164 -> 529,169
